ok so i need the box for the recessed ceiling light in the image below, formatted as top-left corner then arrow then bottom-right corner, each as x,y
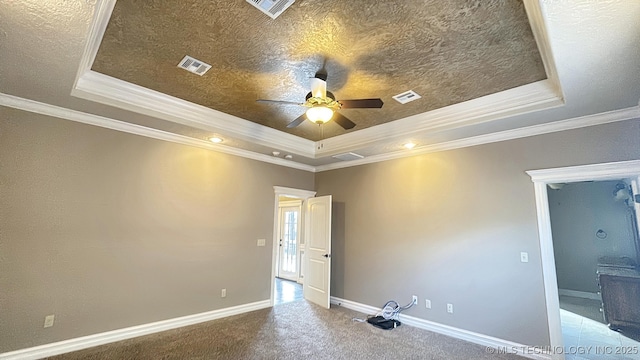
209,137 -> 223,143
403,142 -> 416,149
284,154 -> 293,159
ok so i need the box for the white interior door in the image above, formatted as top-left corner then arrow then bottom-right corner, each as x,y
303,195 -> 332,308
277,202 -> 301,281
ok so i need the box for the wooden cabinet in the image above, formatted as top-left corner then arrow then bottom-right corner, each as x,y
597,266 -> 640,331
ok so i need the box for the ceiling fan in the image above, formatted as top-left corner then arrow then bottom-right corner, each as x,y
257,71 -> 384,130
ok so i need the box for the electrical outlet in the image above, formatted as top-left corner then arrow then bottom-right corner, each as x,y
520,252 -> 529,263
412,295 -> 418,305
447,303 -> 454,314
425,299 -> 431,309
257,239 -> 266,247
44,315 -> 55,328
221,288 -> 227,298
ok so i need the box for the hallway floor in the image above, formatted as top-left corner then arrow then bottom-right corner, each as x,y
274,278 -> 303,305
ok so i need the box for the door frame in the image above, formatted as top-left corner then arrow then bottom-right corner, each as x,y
270,186 -> 316,306
526,159 -> 640,360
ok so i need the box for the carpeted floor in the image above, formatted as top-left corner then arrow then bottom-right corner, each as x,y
46,301 -> 525,360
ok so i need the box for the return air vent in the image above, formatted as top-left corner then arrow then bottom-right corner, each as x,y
332,152 -> 365,162
246,0 -> 295,19
177,55 -> 211,76
392,90 -> 421,104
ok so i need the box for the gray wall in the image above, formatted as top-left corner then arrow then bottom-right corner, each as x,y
0,107 -> 314,352
549,181 -> 637,293
318,119 -> 640,347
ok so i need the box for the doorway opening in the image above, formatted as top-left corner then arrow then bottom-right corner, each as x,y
270,187 -> 316,306
527,159 -> 640,360
547,179 -> 640,359
277,199 -> 303,282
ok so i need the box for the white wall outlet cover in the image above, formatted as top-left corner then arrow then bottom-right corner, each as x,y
447,303 -> 454,314
425,299 -> 431,309
221,289 -> 227,298
520,252 -> 529,263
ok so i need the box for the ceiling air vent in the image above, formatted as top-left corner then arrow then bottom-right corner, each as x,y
332,152 -> 365,162
393,90 -> 421,104
246,0 -> 295,19
177,55 -> 211,76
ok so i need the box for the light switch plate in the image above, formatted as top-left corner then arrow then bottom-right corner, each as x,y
44,315 -> 55,328
520,252 -> 529,263
257,239 -> 266,247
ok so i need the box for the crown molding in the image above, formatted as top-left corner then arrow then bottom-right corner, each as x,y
523,0 -> 564,100
3,91 -> 637,174
0,92 -> 316,172
73,0 -> 116,85
315,79 -> 563,158
315,105 -> 640,172
72,71 -> 316,157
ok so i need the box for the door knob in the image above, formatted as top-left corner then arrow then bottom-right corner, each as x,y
322,254 -> 331,258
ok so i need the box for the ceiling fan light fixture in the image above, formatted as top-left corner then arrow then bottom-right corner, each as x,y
306,106 -> 334,124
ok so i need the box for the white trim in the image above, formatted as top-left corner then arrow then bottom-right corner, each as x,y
316,80 -> 563,158
330,297 -> 551,360
0,93 -> 315,172
523,0 -> 563,100
557,289 -> 601,301
527,160 -> 640,184
527,160 -> 640,360
0,300 -> 270,360
2,91 -> 638,174
273,186 -> 316,199
72,71 -> 316,157
73,0 -> 116,86
270,187 -> 316,306
316,106 -> 640,172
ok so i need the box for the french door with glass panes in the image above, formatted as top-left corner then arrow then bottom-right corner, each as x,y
277,201 -> 302,281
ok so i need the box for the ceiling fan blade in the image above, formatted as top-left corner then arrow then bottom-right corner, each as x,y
286,114 -> 307,128
332,112 -> 356,130
309,77 -> 326,98
338,98 -> 384,109
257,99 -> 304,106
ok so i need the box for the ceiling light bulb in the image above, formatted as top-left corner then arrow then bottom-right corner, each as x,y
209,137 -> 223,143
404,142 -> 416,149
306,106 -> 334,124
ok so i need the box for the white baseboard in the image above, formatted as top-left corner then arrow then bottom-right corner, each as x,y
558,289 -> 601,301
0,300 -> 271,360
330,296 -> 551,360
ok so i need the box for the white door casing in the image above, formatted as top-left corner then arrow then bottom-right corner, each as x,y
270,187 -> 316,307
304,195 -> 332,309
526,159 -> 640,360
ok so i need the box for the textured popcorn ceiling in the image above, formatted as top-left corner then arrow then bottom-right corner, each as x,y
92,0 -> 546,141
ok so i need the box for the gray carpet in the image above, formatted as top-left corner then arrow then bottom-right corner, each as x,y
46,301 -> 525,359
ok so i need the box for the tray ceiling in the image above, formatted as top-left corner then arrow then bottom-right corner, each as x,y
91,0 -> 546,141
